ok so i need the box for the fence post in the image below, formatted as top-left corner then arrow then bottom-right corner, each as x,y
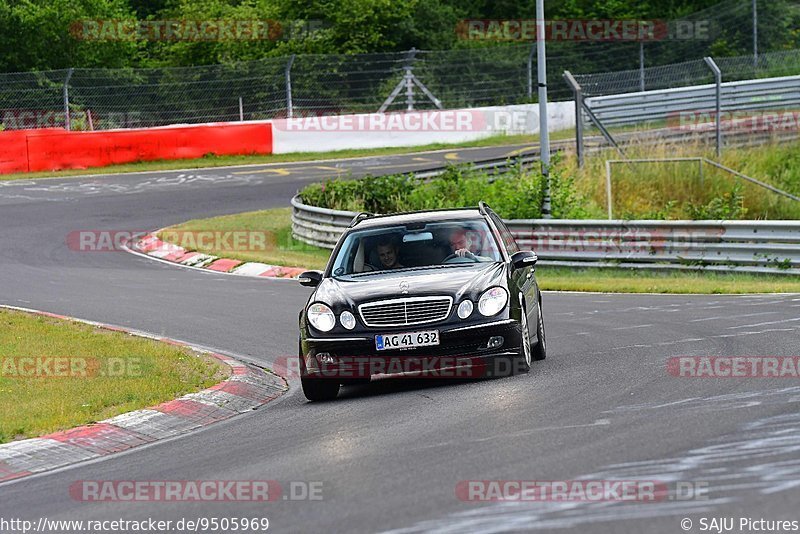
63,68 -> 74,131
405,48 -> 417,111
605,160 -> 614,220
239,96 -> 244,121
563,71 -> 584,168
752,0 -> 758,68
639,41 -> 645,92
527,44 -> 535,99
285,55 -> 295,118
703,56 -> 722,157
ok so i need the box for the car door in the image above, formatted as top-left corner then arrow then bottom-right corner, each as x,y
487,210 -> 538,329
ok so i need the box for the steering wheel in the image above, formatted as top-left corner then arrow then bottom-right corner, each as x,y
442,253 -> 477,264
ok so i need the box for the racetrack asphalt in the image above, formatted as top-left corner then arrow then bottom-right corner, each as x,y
1,143 -> 800,533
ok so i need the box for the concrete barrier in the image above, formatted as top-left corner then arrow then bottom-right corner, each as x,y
271,103 -> 575,154
0,122 -> 273,174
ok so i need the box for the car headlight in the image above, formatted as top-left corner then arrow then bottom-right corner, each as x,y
457,300 -> 474,319
307,303 -> 335,332
478,287 -> 508,317
340,310 -> 356,330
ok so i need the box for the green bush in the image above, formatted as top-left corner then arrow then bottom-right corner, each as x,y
686,184 -> 748,219
298,161 -> 558,219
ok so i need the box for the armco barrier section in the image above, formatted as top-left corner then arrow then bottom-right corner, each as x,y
0,122 -> 273,174
585,74 -> 800,128
291,196 -> 800,275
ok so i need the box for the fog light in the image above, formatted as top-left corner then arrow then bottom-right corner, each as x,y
316,352 -> 337,365
487,336 -> 504,349
457,300 -> 474,319
340,311 -> 356,330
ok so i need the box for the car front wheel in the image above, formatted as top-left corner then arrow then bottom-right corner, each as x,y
301,375 -> 340,401
515,304 -> 533,374
532,296 -> 546,361
299,340 -> 340,401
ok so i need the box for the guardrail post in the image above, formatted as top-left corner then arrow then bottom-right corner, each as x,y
703,57 -> 722,157
285,55 -> 295,119
563,71 -> 584,168
63,68 -> 74,131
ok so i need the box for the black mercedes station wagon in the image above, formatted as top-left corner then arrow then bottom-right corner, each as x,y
297,203 -> 546,401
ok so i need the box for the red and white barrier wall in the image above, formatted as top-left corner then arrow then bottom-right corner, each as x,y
0,102 -> 574,174
0,122 -> 274,174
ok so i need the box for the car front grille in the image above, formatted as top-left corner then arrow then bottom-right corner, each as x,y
359,296 -> 453,327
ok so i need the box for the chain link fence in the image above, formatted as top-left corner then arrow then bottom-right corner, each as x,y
1,0 -> 799,131
0,47 -> 551,130
573,49 -> 800,98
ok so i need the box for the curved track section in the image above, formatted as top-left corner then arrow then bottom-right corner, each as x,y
1,145 -> 799,533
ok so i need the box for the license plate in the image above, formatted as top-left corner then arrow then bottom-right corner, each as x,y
375,330 -> 439,351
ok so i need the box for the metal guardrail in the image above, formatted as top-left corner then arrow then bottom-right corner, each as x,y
585,74 -> 800,128
292,196 -> 800,275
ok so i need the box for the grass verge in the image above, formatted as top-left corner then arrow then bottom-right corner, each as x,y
159,207 -> 800,293
536,267 -> 800,294
0,309 -> 229,443
159,207 -> 331,269
0,132 -> 549,182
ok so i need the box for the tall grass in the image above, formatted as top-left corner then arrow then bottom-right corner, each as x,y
562,139 -> 800,220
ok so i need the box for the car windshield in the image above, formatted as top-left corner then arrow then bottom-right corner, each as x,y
330,219 -> 502,277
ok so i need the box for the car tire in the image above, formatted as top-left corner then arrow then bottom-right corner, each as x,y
532,295 -> 546,361
301,376 -> 340,401
514,303 -> 533,375
299,340 -> 340,401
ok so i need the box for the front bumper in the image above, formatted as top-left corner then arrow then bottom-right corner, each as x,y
301,319 -> 522,379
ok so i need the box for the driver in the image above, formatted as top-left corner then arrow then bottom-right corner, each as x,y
448,228 -> 490,260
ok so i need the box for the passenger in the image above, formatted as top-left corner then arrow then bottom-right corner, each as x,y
376,238 -> 404,270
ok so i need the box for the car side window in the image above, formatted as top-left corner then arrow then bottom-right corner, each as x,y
488,212 -> 519,254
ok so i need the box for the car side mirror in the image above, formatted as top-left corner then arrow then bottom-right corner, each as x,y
511,251 -> 538,270
298,270 -> 323,287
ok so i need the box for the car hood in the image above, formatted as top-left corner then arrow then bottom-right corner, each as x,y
313,263 -> 508,310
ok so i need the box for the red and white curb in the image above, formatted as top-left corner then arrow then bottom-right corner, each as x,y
129,233 -> 308,279
0,305 -> 287,483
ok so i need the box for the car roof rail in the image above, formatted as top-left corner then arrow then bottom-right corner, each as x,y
478,201 -> 490,215
348,212 -> 373,227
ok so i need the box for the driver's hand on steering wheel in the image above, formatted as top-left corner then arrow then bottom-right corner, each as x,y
454,248 -> 474,258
